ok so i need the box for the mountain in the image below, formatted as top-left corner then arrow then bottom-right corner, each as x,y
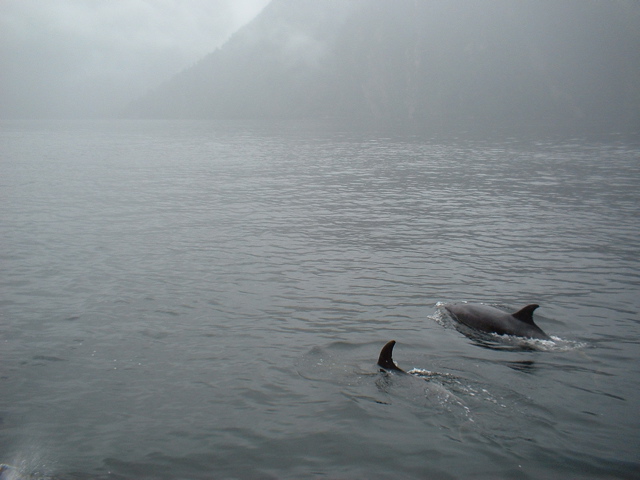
124,0 -> 640,131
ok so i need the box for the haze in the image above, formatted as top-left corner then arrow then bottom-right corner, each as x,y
0,0 -> 270,118
2,0 -> 639,130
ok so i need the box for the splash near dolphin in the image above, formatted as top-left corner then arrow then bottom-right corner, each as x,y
444,303 -> 550,340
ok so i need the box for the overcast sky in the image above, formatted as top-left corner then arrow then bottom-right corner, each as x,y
0,0 -> 270,118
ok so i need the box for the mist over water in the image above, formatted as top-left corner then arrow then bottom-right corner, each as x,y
1,120 -> 639,479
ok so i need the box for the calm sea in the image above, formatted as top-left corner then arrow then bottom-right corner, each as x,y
1,120 -> 639,479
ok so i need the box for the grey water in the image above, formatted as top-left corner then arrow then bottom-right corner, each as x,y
1,120 -> 639,480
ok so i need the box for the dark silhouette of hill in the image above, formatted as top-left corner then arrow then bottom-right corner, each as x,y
124,0 -> 640,131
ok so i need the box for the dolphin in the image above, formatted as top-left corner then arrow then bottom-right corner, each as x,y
377,340 -> 405,372
376,341 -> 470,411
444,303 -> 550,340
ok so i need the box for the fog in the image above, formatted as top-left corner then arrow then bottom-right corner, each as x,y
2,0 -> 639,129
0,0 -> 270,118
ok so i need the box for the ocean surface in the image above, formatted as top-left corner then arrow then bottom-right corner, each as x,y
1,120 -> 639,479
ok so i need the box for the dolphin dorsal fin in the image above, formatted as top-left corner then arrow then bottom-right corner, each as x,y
512,304 -> 540,325
377,340 -> 404,372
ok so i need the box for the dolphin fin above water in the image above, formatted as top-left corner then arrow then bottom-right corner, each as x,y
511,304 -> 540,325
377,340 -> 405,373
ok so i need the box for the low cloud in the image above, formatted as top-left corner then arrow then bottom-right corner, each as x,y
0,0 -> 270,118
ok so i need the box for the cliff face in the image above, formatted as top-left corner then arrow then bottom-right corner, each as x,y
125,0 -> 640,130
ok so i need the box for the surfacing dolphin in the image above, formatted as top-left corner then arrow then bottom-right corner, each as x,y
376,341 -> 472,413
444,303 -> 550,340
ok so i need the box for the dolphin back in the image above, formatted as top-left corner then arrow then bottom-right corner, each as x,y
445,302 -> 550,340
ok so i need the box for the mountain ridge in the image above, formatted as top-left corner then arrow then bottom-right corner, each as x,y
124,0 -> 640,131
